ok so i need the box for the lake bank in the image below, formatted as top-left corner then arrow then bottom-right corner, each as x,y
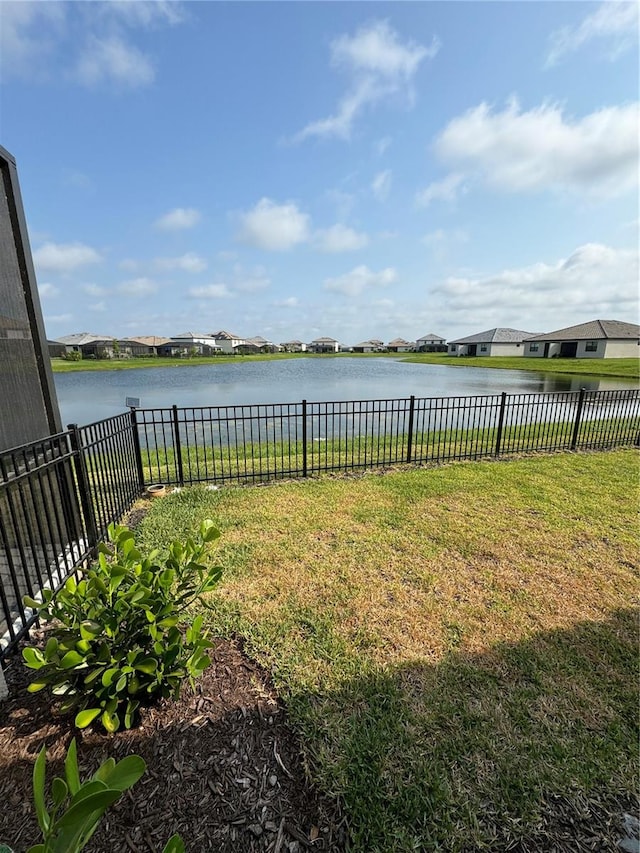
51,352 -> 639,380
52,357 -> 637,427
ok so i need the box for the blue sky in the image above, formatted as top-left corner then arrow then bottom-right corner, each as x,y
1,0 -> 638,345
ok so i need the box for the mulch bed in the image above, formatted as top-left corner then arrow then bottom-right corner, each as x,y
0,636 -> 348,853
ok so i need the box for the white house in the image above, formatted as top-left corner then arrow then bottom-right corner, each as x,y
416,333 -> 446,352
170,332 -> 221,354
309,336 -> 340,353
280,340 -> 307,352
524,320 -> 640,359
448,328 -> 537,356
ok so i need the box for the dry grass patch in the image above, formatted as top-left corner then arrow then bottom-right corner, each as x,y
138,449 -> 639,852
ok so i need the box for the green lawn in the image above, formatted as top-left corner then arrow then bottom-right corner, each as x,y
50,353 -> 308,372
401,352 -> 640,379
136,449 -> 640,852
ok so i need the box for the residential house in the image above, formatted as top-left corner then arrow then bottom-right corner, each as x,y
169,332 -> 222,356
241,335 -> 280,354
352,340 -> 378,353
416,333 -> 447,353
280,340 -> 307,352
309,336 -> 340,353
448,328 -> 537,357
210,330 -> 246,353
47,340 -> 66,358
386,338 -> 414,353
56,332 -> 117,359
523,320 -> 640,359
123,336 -> 173,357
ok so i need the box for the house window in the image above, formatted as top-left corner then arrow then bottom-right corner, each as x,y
529,343 -> 539,352
480,344 -> 487,352
585,341 -> 598,352
450,346 -> 456,352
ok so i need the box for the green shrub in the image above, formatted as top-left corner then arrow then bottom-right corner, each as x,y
13,738 -> 184,853
23,520 -> 222,733
63,351 -> 82,362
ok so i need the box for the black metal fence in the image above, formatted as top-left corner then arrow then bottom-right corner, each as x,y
1,387 -> 639,664
134,388 -> 639,485
0,419 -> 141,665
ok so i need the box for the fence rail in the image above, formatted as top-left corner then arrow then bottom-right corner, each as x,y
1,386 -> 639,665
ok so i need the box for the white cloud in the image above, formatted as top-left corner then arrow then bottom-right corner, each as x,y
0,2 -> 64,81
117,277 -> 158,296
433,243 -> 638,329
155,208 -> 201,230
422,228 -> 469,262
119,259 -> 139,272
371,170 -> 392,201
375,137 -> 392,157
313,224 -> 369,253
275,297 -> 299,308
432,99 -> 639,199
324,265 -> 397,297
82,283 -> 106,296
188,284 -> 232,299
238,198 -> 310,251
34,242 -> 102,273
155,252 -> 208,273
1,1 -> 183,85
89,301 -> 107,312
38,283 -> 59,298
293,21 -> 439,142
546,1 -> 639,67
416,173 -> 466,207
45,313 -> 73,326
232,265 -> 271,292
96,1 -> 185,29
75,36 -> 155,88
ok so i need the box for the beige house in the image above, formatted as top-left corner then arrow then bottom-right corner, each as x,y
524,320 -> 640,359
387,338 -> 414,353
448,328 -> 537,356
309,336 -> 340,353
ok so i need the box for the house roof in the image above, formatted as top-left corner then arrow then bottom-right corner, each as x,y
311,336 -> 338,343
247,335 -> 270,344
57,332 -> 115,345
124,336 -> 172,346
417,332 -> 445,341
211,330 -> 242,340
387,338 -> 413,346
353,341 -> 377,348
281,340 -> 305,345
449,328 -> 538,345
172,331 -> 217,340
525,319 -> 640,342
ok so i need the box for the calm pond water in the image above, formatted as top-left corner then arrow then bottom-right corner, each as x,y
54,357 -> 636,427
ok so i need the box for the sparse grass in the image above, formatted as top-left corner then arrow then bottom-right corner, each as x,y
401,352 -> 640,380
137,412 -> 639,486
137,450 -> 640,851
50,353 -> 308,372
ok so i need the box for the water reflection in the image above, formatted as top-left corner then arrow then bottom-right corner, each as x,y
54,357 -> 637,427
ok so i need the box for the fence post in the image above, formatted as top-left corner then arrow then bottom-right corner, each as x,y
302,399 -> 308,478
571,388 -> 586,450
406,395 -> 416,463
68,424 -> 98,548
495,392 -> 507,456
171,405 -> 185,486
129,407 -> 145,491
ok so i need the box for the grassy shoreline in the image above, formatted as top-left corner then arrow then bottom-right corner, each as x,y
50,352 -> 639,380
136,449 -> 639,852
